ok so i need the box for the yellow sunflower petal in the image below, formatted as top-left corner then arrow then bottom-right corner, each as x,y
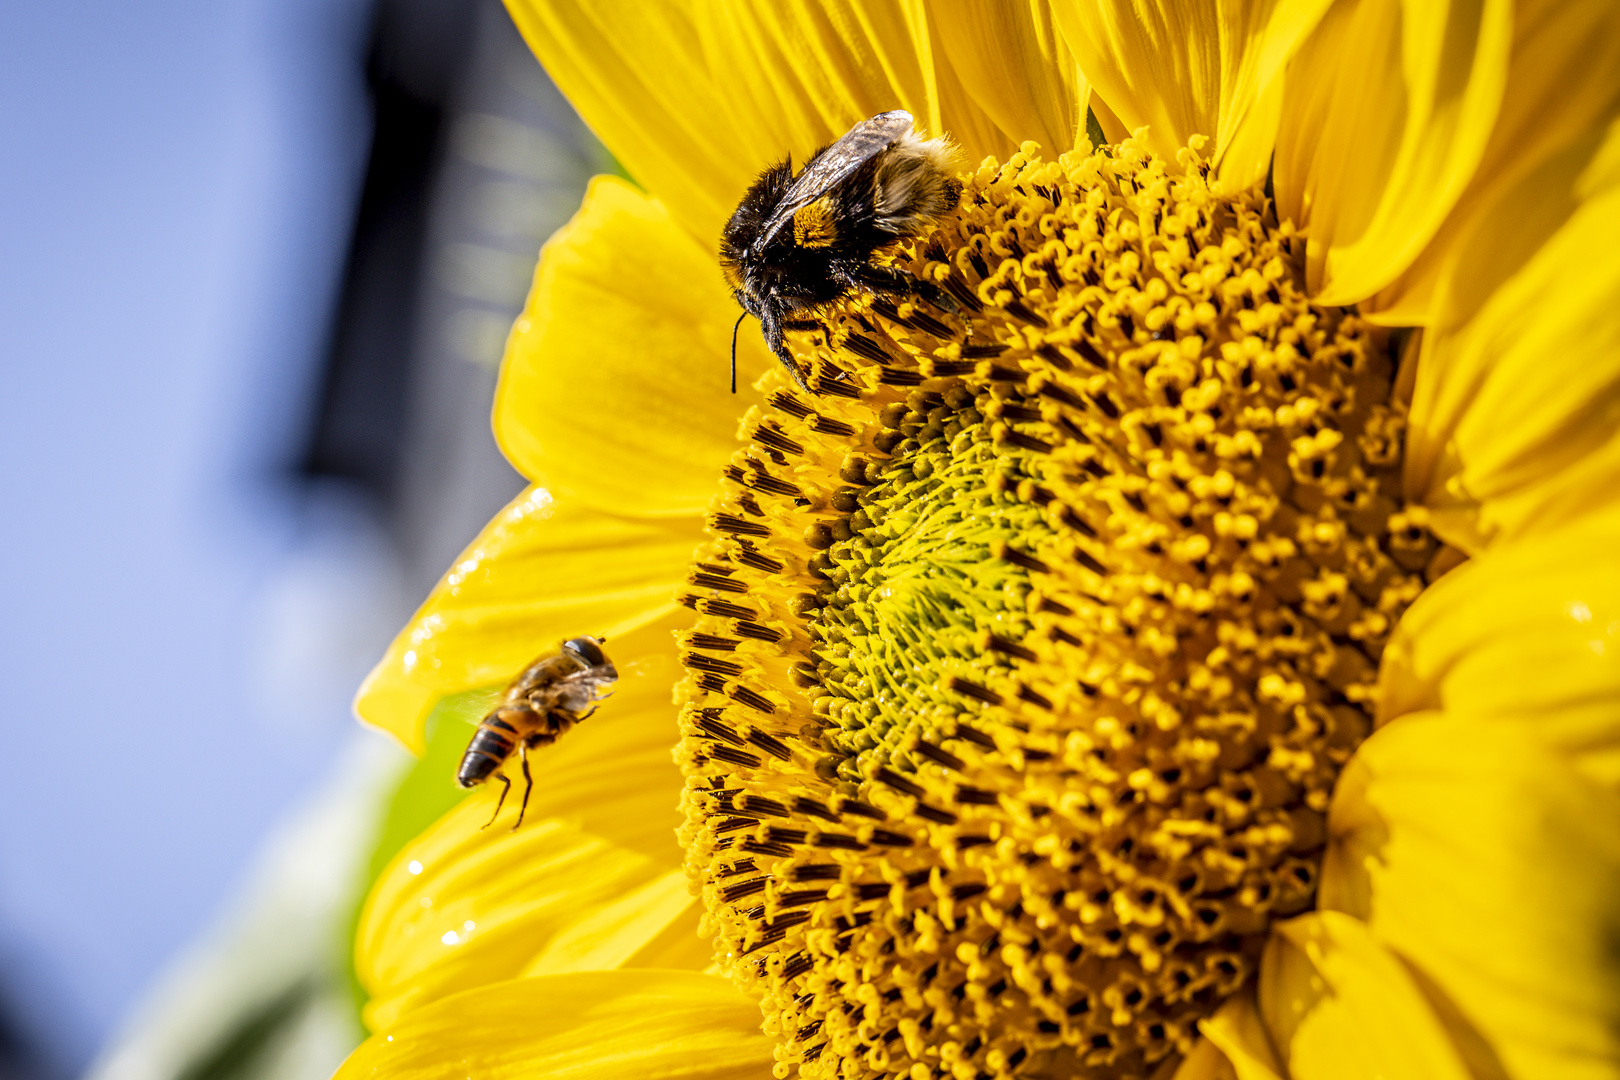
1258,910 -> 1473,1080
495,177 -> 769,520
503,0 -> 735,242
336,971 -> 772,1080
1316,753 -> 1383,919
1362,0 -> 1620,323
1169,1037 -> 1237,1080
604,899 -> 715,973
1404,121 -> 1620,550
1324,715 -> 1620,1080
355,486 -> 693,751
929,0 -> 1088,154
1273,0 -> 1513,304
693,0 -> 1013,167
505,0 -> 1008,243
1197,990 -> 1285,1080
1050,0 -> 1331,172
1214,68 -> 1285,194
1378,516 -> 1620,781
357,617 -> 691,1029
521,869 -> 697,977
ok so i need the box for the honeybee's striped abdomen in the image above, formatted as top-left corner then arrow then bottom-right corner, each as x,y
457,716 -> 518,788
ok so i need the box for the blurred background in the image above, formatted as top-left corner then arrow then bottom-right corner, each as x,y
0,1 -> 603,1076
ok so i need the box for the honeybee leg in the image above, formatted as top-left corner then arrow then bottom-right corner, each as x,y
482,772 -> 511,831
512,742 -> 535,832
759,306 -> 815,393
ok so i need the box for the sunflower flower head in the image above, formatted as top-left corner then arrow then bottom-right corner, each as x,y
337,4 -> 1620,1080
677,134 -> 1426,1079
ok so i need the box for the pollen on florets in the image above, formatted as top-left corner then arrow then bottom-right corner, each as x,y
673,136 -> 1438,1080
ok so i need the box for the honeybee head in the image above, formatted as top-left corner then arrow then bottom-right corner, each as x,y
562,635 -> 611,670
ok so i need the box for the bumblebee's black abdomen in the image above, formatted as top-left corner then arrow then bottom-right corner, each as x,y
457,726 -> 514,787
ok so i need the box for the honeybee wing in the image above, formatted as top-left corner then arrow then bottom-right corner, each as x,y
753,109 -> 914,252
544,665 -> 618,713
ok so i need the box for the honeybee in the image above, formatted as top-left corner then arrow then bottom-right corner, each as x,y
720,109 -> 962,394
457,635 -> 617,829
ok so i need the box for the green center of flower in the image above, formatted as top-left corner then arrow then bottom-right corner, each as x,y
807,393 -> 1052,770
675,137 -> 1434,1080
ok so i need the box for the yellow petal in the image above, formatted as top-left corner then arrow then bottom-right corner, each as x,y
495,177 -> 766,520
1316,753 -> 1383,919
505,0 -> 1009,244
1378,516 -> 1620,782
503,0 -> 736,242
1051,0 -> 1332,172
1405,120 -> 1620,551
1362,0 -> 1620,324
1273,0 -> 1513,304
693,1 -> 1016,166
1258,910 -> 1473,1080
919,10 -> 1049,160
930,0 -> 1088,154
356,615 -> 691,1029
608,899 -> 715,973
1171,1037 -> 1238,1080
1324,715 -> 1620,1079
521,869 -> 699,977
355,486 -> 694,751
1197,989 -> 1285,1080
336,970 -> 772,1080
1214,68 -> 1285,194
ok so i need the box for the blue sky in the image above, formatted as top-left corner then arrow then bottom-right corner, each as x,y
0,1 -> 386,1068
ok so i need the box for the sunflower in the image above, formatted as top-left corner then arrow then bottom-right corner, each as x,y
336,2 -> 1620,1078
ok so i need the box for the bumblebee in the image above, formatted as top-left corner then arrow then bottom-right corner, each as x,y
720,109 -> 962,393
457,635 -> 617,830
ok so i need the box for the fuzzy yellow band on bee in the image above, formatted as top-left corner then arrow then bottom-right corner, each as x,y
791,197 -> 838,248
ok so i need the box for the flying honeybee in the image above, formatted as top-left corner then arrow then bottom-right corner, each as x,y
457,635 -> 617,830
720,109 -> 962,393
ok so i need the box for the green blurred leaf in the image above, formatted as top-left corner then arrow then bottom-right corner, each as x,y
172,980 -> 312,1080
344,687 -> 498,1026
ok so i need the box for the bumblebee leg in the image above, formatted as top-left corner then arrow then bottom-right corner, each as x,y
781,317 -> 829,347
854,262 -> 914,298
855,264 -> 958,314
512,742 -> 535,832
760,306 -> 814,393
777,345 -> 813,393
911,276 -> 959,314
482,772 -> 511,831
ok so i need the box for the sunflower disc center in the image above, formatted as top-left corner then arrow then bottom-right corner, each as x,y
675,136 -> 1434,1080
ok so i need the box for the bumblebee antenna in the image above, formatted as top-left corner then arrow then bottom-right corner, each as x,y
730,311 -> 748,394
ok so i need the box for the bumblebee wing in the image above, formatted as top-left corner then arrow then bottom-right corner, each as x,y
755,110 -> 913,251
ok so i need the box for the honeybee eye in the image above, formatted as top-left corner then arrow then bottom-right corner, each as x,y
563,636 -> 607,667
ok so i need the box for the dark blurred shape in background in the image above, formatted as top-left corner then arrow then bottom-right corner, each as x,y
310,0 -> 601,588
0,0 -> 597,1076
